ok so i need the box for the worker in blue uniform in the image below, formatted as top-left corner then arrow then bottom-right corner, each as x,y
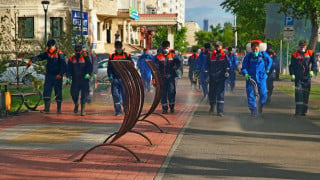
108,41 -> 133,116
188,48 -> 199,87
226,47 -> 238,92
137,48 -> 153,92
29,39 -> 66,114
241,41 -> 272,116
195,43 -> 211,100
154,40 -> 181,114
207,41 -> 230,116
67,44 -> 93,116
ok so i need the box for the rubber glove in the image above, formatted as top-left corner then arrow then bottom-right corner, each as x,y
26,61 -> 32,68
84,74 -> 90,79
109,76 -> 113,83
245,74 -> 250,81
309,71 -> 314,78
291,75 -> 295,81
66,78 -> 71,85
93,74 -> 97,79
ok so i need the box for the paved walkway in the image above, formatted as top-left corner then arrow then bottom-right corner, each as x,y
0,74 -> 201,179
156,77 -> 320,180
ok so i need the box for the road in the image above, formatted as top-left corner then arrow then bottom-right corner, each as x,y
156,75 -> 320,180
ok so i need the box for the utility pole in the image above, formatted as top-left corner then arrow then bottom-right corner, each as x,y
234,14 -> 237,51
80,0 -> 84,45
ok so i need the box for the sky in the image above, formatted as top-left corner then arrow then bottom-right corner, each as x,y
185,0 -> 234,30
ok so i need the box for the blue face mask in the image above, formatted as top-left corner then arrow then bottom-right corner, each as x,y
253,51 -> 259,57
163,49 -> 169,54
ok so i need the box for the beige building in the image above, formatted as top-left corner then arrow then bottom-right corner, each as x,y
0,0 -> 179,53
185,21 -> 201,47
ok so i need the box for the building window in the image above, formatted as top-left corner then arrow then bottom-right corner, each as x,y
97,22 -> 101,41
50,17 -> 63,38
18,17 -> 34,38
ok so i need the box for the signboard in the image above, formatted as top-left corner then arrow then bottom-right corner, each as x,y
283,28 -> 294,42
129,7 -> 139,20
284,16 -> 294,26
72,10 -> 88,35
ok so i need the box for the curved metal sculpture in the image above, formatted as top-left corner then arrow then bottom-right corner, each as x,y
76,60 -> 148,162
138,60 -> 171,133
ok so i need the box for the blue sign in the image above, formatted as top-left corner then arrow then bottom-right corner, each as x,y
72,10 -> 88,35
129,7 -> 139,20
284,16 -> 294,26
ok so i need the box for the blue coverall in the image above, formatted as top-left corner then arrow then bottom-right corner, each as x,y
154,51 -> 181,112
107,52 -> 132,115
289,50 -> 318,115
137,54 -> 153,91
206,49 -> 229,113
196,50 -> 210,98
225,52 -> 238,92
188,53 -> 199,85
33,49 -> 66,103
241,51 -> 272,114
67,53 -> 93,105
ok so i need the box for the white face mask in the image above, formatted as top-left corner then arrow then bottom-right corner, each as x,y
301,49 -> 306,53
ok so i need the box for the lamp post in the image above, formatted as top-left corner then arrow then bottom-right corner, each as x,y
80,0 -> 84,45
41,0 -> 50,44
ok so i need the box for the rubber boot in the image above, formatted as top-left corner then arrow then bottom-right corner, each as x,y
209,105 -> 214,115
81,103 -> 86,116
40,99 -> 50,114
169,104 -> 175,113
74,104 -> 79,113
57,102 -> 62,114
162,105 -> 168,114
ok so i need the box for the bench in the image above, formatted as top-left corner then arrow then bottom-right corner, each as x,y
10,91 -> 42,115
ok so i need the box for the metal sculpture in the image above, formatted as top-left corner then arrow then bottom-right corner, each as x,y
76,60 -> 149,162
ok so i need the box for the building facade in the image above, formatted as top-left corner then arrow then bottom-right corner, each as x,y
185,21 -> 201,47
0,0 -> 180,53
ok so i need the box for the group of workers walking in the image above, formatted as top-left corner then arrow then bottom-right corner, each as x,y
188,39 -> 317,117
29,37 -> 317,118
29,39 -> 95,116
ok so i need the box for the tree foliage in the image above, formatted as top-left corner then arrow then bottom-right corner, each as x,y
275,0 -> 320,50
152,25 -> 189,53
194,23 -> 234,49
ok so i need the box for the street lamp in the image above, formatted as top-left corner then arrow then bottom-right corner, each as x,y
41,0 -> 50,44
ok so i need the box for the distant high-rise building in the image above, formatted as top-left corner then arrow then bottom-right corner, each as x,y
203,19 -> 209,31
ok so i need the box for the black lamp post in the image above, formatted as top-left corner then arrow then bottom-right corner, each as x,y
80,0 -> 84,45
41,0 -> 50,44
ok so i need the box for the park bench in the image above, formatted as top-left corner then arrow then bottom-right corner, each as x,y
10,91 -> 42,115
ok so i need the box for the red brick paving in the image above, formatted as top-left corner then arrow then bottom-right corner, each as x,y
0,79 -> 200,179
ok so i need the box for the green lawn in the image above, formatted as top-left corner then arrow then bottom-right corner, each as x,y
7,83 -> 110,113
7,85 -> 71,113
277,84 -> 320,110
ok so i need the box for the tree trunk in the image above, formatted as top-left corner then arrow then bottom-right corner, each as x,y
308,11 -> 318,51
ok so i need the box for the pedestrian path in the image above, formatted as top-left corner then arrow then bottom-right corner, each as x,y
156,78 -> 320,180
0,75 -> 201,179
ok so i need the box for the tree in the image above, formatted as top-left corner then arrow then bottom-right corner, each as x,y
174,26 -> 189,53
152,26 -> 168,49
152,26 -> 189,53
275,0 -> 320,51
221,0 -> 271,51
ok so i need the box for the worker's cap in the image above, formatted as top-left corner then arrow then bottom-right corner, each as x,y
74,44 -> 82,52
298,40 -> 307,46
47,39 -> 56,47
